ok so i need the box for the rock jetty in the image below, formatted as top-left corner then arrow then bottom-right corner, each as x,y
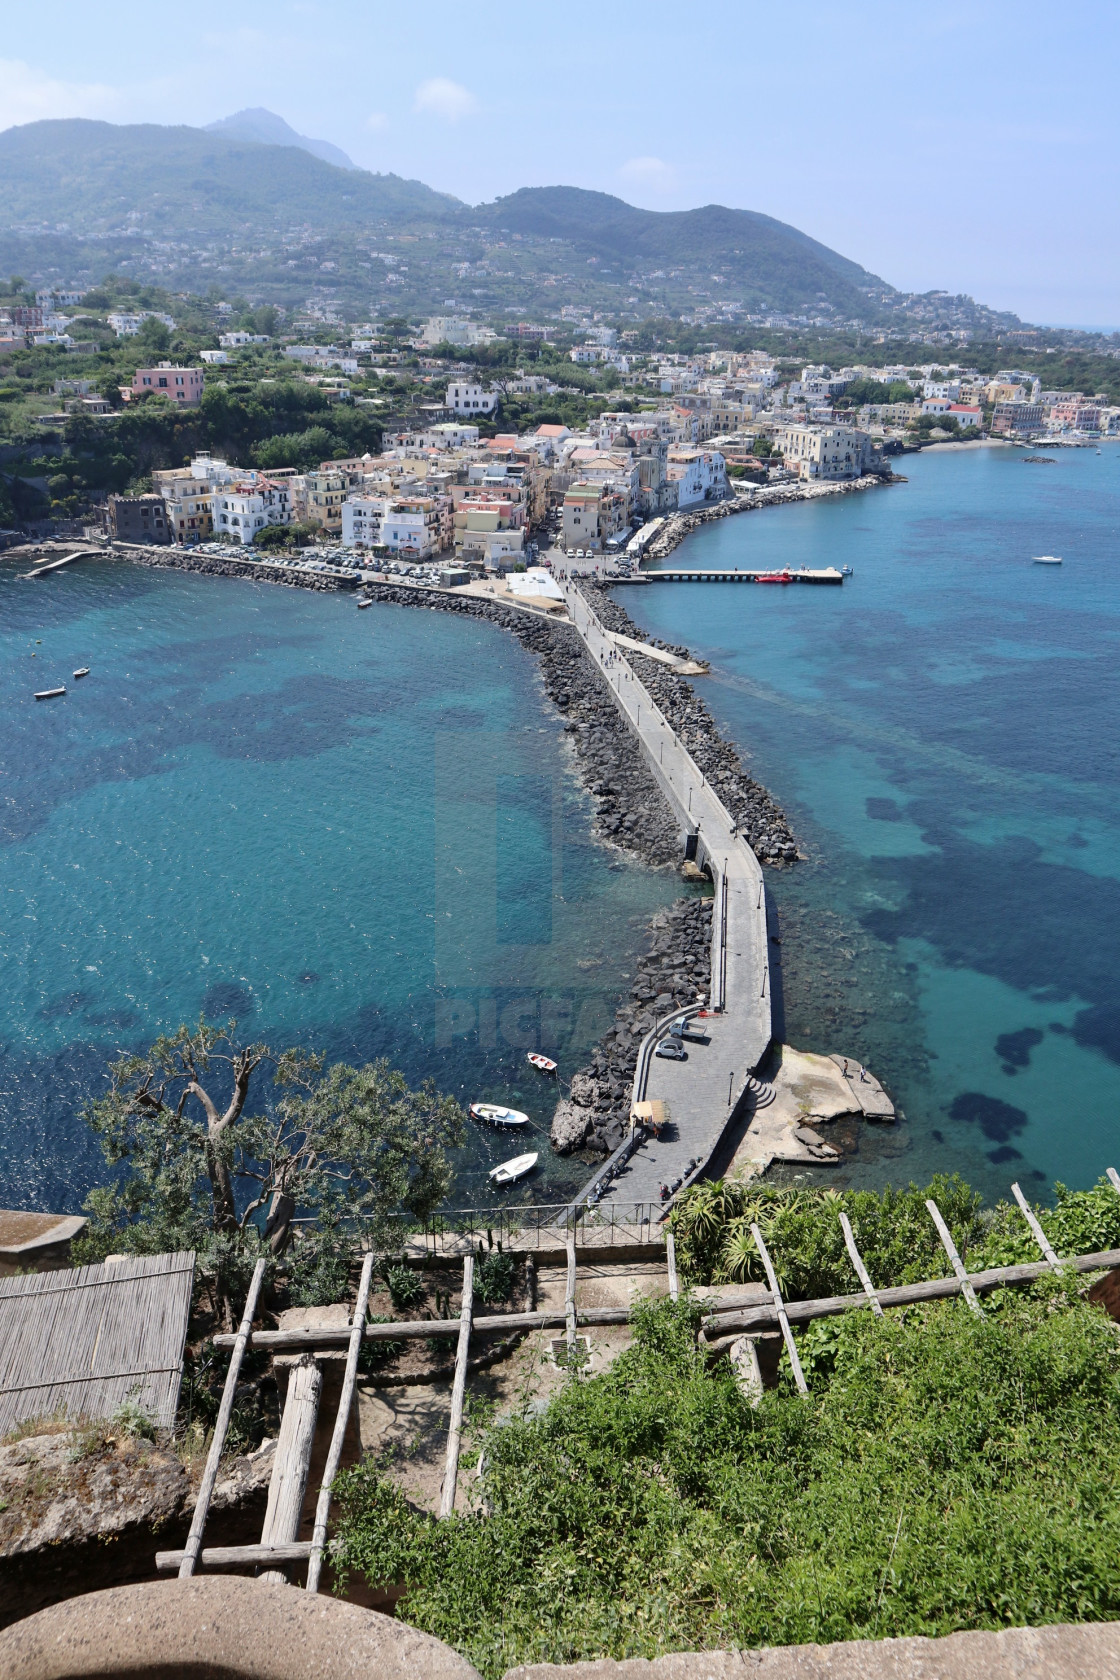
583,583 -> 798,864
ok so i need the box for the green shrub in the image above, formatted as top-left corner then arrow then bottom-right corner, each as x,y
334,1287 -> 1120,1677
475,1250 -> 515,1306
382,1261 -> 426,1314
669,1175 -> 1120,1299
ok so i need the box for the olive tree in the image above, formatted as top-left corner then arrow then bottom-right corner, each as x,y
81,1020 -> 464,1322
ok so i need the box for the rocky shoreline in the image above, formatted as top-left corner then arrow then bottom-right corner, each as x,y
116,551 -> 797,1167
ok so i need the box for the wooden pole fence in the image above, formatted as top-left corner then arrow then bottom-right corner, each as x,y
306,1251 -> 375,1593
926,1199 -> 983,1317
439,1254 -> 474,1519
839,1211 -> 883,1317
178,1257 -> 267,1580
1011,1183 -> 1061,1272
750,1223 -> 808,1394
702,1247 -> 1120,1338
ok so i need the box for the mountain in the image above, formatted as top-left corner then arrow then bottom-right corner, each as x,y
0,118 -> 1012,329
204,108 -> 356,172
464,187 -> 889,317
0,120 -> 459,237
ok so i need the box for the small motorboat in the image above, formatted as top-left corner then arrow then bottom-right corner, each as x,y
757,571 -> 792,584
489,1151 -> 538,1186
34,686 -> 66,700
527,1053 -> 557,1074
356,597 -> 373,609
470,1102 -> 529,1129
73,667 -> 90,679
1032,555 -> 1062,565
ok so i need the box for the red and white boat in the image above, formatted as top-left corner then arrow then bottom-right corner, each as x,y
527,1053 -> 558,1074
757,571 -> 792,585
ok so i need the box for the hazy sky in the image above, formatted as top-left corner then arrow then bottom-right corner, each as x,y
4,1 -> 1118,326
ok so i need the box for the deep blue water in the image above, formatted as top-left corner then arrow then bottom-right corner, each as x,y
623,444 -> 1120,1199
0,558 -> 678,1211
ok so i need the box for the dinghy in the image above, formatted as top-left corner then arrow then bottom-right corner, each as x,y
527,1053 -> 557,1073
470,1102 -> 529,1129
488,1151 -> 538,1186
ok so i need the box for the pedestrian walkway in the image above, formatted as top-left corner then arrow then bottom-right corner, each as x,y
561,582 -> 772,1209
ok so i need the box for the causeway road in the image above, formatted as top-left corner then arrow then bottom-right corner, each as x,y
561,580 -> 772,1207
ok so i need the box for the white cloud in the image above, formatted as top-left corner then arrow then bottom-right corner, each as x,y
0,58 -> 119,128
413,78 -> 477,123
618,155 -> 677,195
366,111 -> 390,131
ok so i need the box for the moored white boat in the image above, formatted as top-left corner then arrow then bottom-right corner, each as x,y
1032,555 -> 1062,565
34,686 -> 66,699
527,1052 -> 557,1073
470,1102 -> 529,1129
488,1151 -> 538,1186
73,667 -> 90,679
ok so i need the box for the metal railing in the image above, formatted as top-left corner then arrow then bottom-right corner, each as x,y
387,1200 -> 666,1254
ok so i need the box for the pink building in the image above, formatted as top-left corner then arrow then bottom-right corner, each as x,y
130,363 -> 204,406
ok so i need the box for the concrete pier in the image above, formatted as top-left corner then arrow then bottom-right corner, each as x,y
561,582 -> 772,1209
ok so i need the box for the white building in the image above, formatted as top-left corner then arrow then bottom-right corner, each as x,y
776,424 -> 872,481
446,382 -> 498,416
421,316 -> 486,347
212,478 -> 291,544
108,311 -> 175,337
342,495 -> 390,548
414,422 -> 480,450
665,448 -> 728,509
219,332 -> 271,348
200,350 -> 229,364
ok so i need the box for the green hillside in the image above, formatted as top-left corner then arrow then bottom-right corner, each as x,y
465,186 -> 890,314
0,119 -> 459,236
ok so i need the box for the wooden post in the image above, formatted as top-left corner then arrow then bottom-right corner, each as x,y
839,1212 -> 884,1316
728,1335 -> 763,1407
305,1251 -> 375,1594
1011,1183 -> 1061,1273
665,1230 -> 679,1302
178,1257 -> 267,1580
438,1253 -> 474,1519
926,1199 -> 982,1317
565,1226 -> 578,1349
259,1354 -> 322,1584
749,1224 -> 808,1394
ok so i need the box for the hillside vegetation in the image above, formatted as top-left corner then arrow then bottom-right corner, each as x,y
0,120 -> 457,236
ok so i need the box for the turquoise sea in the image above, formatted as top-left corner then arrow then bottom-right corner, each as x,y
625,443 -> 1120,1200
0,559 -> 678,1212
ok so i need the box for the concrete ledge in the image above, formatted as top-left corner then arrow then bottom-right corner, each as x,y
0,1578 -> 481,1680
505,1623 -> 1120,1680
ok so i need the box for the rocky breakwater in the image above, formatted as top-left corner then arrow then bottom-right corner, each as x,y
126,546 -> 358,593
551,896 -> 714,1157
586,584 -> 799,865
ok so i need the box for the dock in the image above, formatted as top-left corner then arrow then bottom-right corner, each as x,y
615,566 -> 844,586
19,548 -> 101,580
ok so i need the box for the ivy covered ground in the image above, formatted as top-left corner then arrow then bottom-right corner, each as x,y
333,1178 -> 1120,1676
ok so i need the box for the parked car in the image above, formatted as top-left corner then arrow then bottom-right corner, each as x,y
655,1038 -> 687,1061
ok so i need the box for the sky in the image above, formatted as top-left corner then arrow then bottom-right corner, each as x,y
3,1 -> 1119,327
